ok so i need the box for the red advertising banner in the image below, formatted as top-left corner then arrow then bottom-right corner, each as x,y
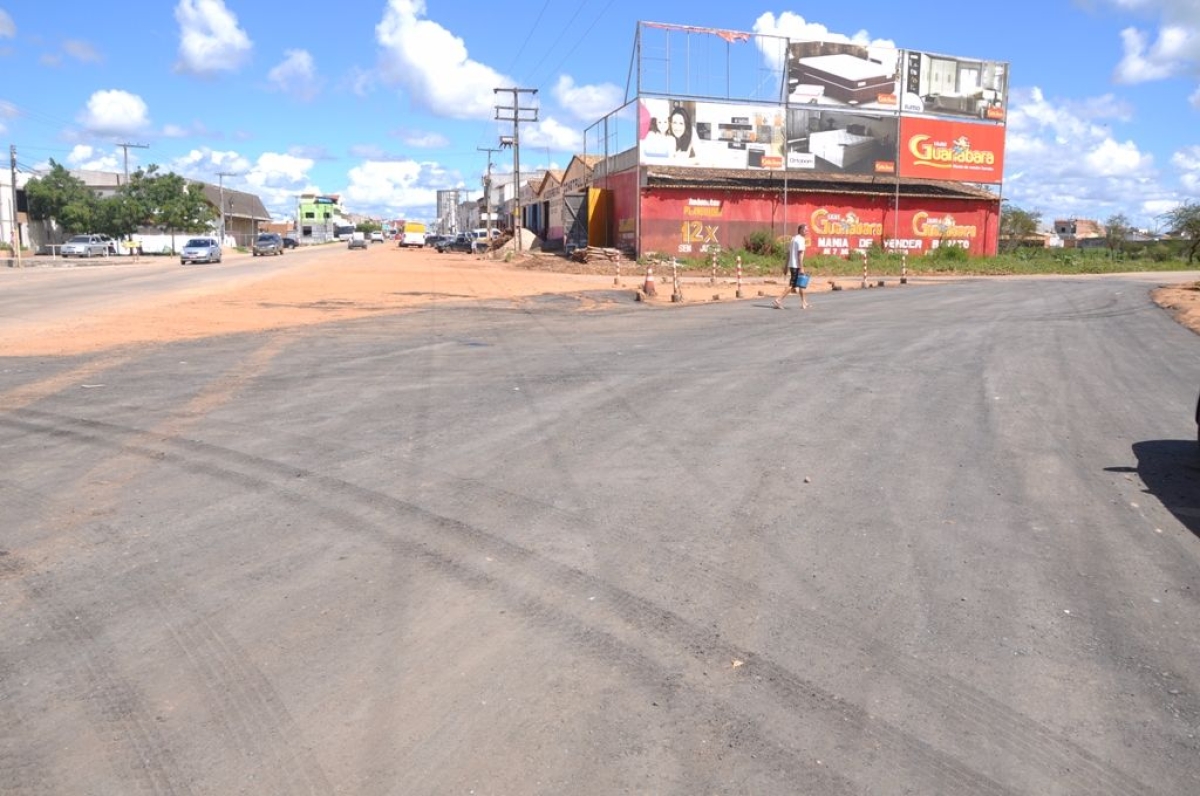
638,188 -> 999,258
897,117 -> 1006,184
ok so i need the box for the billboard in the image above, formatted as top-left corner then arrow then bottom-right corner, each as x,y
897,117 -> 1006,184
639,98 -> 785,170
786,41 -> 901,112
785,108 -> 898,175
898,50 -> 1008,122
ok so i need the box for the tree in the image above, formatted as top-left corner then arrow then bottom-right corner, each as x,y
999,203 -> 1042,253
24,160 -> 100,234
1161,201 -> 1200,264
130,167 -> 216,251
1104,213 -> 1132,259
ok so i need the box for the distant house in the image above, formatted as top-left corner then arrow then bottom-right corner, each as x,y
1053,218 -> 1106,249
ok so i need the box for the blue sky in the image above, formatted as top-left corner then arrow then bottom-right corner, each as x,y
1,1 -> 1198,231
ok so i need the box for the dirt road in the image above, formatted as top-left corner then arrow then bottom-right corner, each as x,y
3,242 -> 1198,357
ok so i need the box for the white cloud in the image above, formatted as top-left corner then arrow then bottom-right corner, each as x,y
521,117 -> 582,152
167,148 -> 319,218
268,49 -> 320,101
395,129 -> 449,148
174,0 -> 252,75
342,158 -> 462,219
345,66 -> 376,98
751,11 -> 897,72
1174,145 -> 1200,191
66,144 -> 121,172
63,39 -> 103,63
1002,85 -> 1163,226
0,10 -> 14,38
1109,0 -> 1200,86
77,90 -> 151,136
170,147 -> 254,176
552,75 -> 622,122
375,0 -> 512,119
1084,138 -> 1154,176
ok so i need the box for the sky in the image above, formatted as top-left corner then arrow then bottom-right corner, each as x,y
0,0 -> 1198,231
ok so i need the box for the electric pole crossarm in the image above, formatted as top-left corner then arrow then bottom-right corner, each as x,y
494,87 -> 538,253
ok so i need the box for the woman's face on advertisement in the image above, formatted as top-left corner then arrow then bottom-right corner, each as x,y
670,112 -> 686,137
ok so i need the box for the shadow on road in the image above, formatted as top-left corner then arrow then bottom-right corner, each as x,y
1113,440 -> 1200,539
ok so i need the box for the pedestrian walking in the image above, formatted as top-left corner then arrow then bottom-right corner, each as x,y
774,223 -> 810,309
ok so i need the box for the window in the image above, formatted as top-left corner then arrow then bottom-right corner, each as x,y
304,211 -> 314,219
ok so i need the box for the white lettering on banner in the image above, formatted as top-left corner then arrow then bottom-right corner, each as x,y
884,239 -> 923,250
818,237 -> 849,248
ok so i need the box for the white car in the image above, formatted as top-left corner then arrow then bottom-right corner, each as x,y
369,231 -> 385,244
180,238 -> 222,265
60,234 -> 114,258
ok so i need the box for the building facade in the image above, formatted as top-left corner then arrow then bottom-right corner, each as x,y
568,22 -> 1007,259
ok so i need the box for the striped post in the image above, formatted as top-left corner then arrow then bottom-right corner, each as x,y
735,255 -> 743,298
900,251 -> 908,284
861,250 -> 868,288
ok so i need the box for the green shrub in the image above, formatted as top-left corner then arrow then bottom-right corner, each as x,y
744,229 -> 782,258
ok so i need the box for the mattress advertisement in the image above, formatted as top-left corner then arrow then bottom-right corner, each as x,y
786,41 -> 901,112
897,117 -> 1006,184
638,98 -> 786,170
785,108 -> 898,175
898,50 -> 1008,123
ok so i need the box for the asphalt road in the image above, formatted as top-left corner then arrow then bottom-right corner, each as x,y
1,273 -> 1198,794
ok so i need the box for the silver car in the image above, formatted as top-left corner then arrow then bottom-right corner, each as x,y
60,234 -> 114,258
180,238 -> 222,265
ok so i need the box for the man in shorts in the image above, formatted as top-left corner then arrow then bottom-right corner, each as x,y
774,223 -> 810,309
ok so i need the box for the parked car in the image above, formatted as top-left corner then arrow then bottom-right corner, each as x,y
60,233 -> 115,258
348,232 -> 368,250
436,233 -> 477,254
282,234 -> 299,249
252,233 -> 284,256
370,231 -> 385,244
180,238 -> 222,265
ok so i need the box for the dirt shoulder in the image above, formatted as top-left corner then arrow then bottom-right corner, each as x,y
3,244 -> 1199,357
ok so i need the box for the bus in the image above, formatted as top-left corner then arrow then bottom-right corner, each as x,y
401,221 -> 427,248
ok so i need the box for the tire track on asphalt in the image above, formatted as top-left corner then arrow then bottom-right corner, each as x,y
0,410 -> 1074,795
147,579 -> 334,796
1,334 -> 337,795
481,303 -> 1156,794
1,556 -> 196,796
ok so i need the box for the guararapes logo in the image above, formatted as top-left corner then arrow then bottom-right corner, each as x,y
908,133 -> 996,170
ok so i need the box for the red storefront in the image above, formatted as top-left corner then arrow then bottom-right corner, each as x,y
591,166 -> 1000,259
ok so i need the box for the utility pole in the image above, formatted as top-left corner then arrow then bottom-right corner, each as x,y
10,144 -> 21,267
116,142 -> 149,184
477,146 -> 500,255
216,171 -> 238,245
494,86 -> 538,252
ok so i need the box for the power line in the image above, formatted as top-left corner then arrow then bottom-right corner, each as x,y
505,0 -> 553,77
534,0 -> 619,89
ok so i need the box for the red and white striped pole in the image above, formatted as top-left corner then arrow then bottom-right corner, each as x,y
643,262 -> 657,296
614,251 -> 621,286
710,249 -> 717,286
861,250 -> 868,289
735,255 -> 743,298
900,250 -> 908,284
